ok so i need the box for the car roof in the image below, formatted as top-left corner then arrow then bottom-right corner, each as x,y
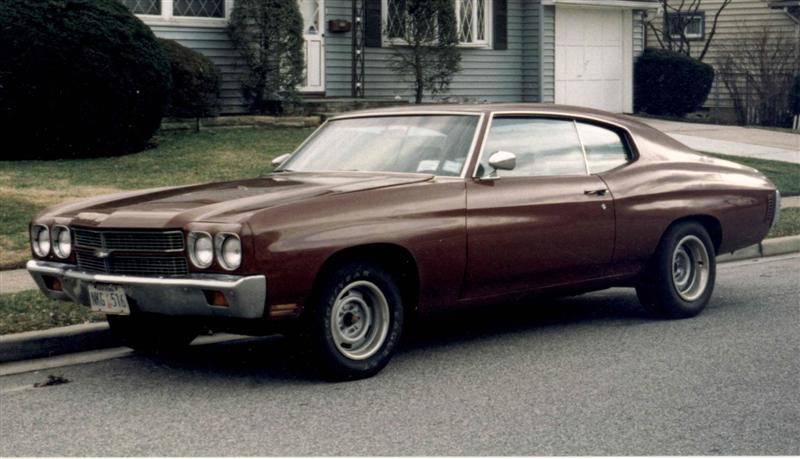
330,103 -> 654,132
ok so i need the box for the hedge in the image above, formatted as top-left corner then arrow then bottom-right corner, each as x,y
634,49 -> 715,117
0,0 -> 171,159
159,38 -> 221,119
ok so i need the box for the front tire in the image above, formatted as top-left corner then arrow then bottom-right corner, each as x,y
309,262 -> 404,381
107,314 -> 199,354
636,221 -> 716,319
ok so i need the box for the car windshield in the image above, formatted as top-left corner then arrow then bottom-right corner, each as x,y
280,115 -> 480,177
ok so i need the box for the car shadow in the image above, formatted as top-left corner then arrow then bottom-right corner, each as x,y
135,288 -> 651,382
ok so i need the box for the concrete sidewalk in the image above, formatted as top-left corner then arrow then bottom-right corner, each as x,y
633,117 -> 799,164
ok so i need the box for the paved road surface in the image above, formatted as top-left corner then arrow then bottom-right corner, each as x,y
1,255 -> 798,456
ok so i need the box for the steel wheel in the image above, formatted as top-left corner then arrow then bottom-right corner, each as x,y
636,221 -> 716,319
671,235 -> 711,301
329,280 -> 390,361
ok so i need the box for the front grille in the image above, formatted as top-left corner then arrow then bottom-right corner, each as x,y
73,228 -> 184,252
76,250 -> 189,276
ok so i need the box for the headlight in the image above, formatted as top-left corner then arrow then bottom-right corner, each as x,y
215,233 -> 242,271
52,225 -> 72,259
31,224 -> 51,257
188,232 -> 214,268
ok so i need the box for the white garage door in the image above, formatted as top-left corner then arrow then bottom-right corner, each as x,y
555,7 -> 633,113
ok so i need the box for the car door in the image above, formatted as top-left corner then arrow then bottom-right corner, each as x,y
463,116 -> 616,299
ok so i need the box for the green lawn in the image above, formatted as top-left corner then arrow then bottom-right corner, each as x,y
0,126 -> 313,268
767,207 -> 800,239
704,153 -> 800,197
0,290 -> 104,335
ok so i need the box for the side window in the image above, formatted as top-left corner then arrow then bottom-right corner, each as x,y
576,122 -> 631,174
478,118 -> 587,178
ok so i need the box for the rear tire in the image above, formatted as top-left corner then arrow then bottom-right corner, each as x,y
308,262 -> 404,381
636,221 -> 716,319
107,314 -> 199,354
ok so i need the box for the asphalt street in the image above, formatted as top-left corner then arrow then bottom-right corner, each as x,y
1,255 -> 798,456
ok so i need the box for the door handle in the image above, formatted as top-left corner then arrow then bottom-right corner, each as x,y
584,189 -> 608,196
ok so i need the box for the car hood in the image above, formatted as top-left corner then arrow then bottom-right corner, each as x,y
43,172 -> 435,228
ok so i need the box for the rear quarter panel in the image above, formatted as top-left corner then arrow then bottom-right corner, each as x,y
604,134 -> 775,264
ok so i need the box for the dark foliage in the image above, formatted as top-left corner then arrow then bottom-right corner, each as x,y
227,0 -> 304,114
634,48 -> 715,117
0,0 -> 171,159
158,38 -> 220,119
387,0 -> 462,103
790,75 -> 800,115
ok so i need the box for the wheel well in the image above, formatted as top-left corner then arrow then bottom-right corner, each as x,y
314,243 -> 421,315
667,215 -> 723,253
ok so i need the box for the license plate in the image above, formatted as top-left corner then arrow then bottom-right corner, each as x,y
88,284 -> 130,315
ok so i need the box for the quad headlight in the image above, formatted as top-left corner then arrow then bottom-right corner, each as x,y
52,225 -> 72,259
187,232 -> 214,269
31,224 -> 51,257
215,233 -> 242,271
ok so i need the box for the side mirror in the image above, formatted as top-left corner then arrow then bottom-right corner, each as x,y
271,153 -> 291,169
482,150 -> 516,180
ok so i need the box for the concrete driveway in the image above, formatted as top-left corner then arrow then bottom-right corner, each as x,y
632,117 -> 800,164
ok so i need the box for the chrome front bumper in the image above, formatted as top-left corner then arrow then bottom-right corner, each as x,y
27,260 -> 267,319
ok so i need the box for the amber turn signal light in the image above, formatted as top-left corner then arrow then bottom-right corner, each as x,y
203,290 -> 229,307
43,276 -> 62,292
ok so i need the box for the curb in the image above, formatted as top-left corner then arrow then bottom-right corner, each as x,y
717,235 -> 800,263
0,322 -> 114,364
1,235 -> 798,365
160,115 -> 321,131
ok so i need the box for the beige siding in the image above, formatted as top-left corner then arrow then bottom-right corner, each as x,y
644,0 -> 799,113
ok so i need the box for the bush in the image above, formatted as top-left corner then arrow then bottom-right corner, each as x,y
0,0 -> 171,159
790,75 -> 800,115
634,49 -> 715,117
227,0 -> 304,114
159,39 -> 220,119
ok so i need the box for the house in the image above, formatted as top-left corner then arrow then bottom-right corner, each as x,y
122,0 -> 658,114
645,0 -> 800,122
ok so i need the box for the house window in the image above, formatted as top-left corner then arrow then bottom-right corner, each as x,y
122,0 -> 161,15
384,0 -> 491,46
456,0 -> 489,45
666,13 -> 705,41
173,0 -> 225,18
121,0 -> 229,22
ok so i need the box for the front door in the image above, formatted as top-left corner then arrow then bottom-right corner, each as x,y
298,0 -> 325,93
464,116 -> 616,299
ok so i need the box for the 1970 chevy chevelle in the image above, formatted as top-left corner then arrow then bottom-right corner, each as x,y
28,104 -> 780,379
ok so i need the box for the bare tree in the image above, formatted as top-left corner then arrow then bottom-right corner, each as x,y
717,26 -> 797,126
645,0 -> 732,61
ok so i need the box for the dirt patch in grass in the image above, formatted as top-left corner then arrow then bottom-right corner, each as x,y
0,290 -> 105,335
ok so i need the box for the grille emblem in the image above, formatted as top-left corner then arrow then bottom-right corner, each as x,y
94,249 -> 113,259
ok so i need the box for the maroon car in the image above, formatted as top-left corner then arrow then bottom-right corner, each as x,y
27,104 -> 780,379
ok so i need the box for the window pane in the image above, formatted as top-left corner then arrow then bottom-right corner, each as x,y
459,0 -> 474,42
576,122 -> 630,174
686,17 -> 703,36
283,116 -> 480,176
121,0 -> 161,15
387,0 -> 406,39
174,0 -> 225,17
476,0 -> 485,41
479,118 -> 587,178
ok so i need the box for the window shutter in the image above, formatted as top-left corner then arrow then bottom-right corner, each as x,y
365,0 -> 382,48
493,0 -> 508,50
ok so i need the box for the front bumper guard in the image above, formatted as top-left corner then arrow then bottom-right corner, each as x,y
26,260 -> 267,319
